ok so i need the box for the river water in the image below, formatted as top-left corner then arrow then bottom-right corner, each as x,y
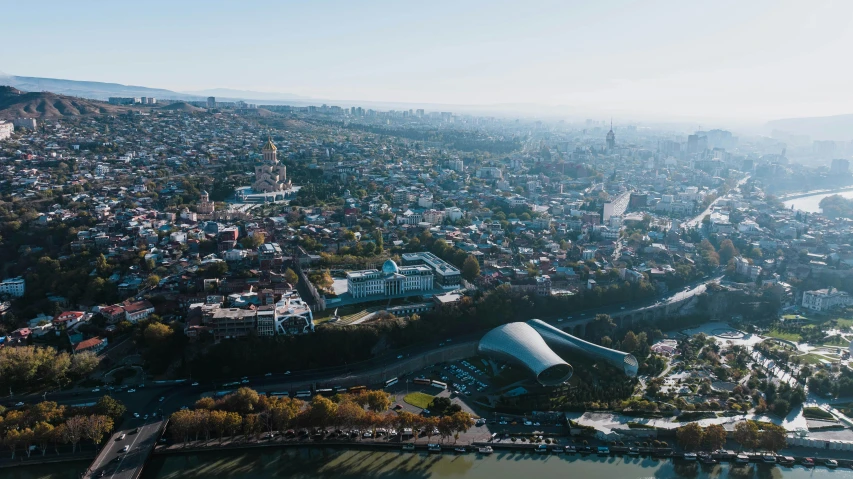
10,449 -> 853,479
783,190 -> 853,213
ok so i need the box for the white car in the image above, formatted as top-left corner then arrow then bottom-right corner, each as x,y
127,389 -> 136,393
143,414 -> 149,420
159,396 -> 165,402
284,371 -> 291,375
120,445 -> 129,453
133,413 -> 140,418
92,388 -> 101,392
191,382 -> 199,386
118,433 -> 126,441
14,402 -> 24,407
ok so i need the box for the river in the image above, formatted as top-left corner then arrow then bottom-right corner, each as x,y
783,190 -> 853,213
10,449 -> 853,479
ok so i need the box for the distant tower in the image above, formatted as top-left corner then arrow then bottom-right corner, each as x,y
207,97 -> 216,108
198,190 -> 214,214
606,119 -> 616,150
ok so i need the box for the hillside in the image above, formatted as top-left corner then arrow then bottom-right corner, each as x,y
0,86 -> 132,119
159,101 -> 203,113
2,75 -> 196,101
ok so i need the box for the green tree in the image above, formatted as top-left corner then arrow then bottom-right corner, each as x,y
462,255 -> 480,281
93,396 -> 126,421
284,268 -> 299,285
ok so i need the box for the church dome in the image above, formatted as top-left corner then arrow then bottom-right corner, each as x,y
382,259 -> 400,274
262,137 -> 277,151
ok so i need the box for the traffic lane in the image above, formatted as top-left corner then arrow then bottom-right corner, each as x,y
87,420 -> 162,479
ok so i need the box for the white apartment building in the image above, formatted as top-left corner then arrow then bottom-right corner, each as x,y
0,277 -> 25,297
802,288 -> 852,312
0,121 -> 13,141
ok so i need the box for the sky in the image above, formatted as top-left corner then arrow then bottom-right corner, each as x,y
2,0 -> 853,123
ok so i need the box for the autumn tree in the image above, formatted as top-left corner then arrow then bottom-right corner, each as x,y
702,424 -> 727,451
760,423 -> 787,452
34,422 -> 54,456
63,415 -> 87,453
365,390 -> 392,413
734,421 -> 759,451
676,423 -> 703,451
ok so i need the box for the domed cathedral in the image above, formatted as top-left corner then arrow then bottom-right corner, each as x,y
253,137 -> 291,193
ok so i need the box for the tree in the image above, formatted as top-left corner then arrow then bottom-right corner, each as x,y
226,388 -> 260,415
240,233 -> 265,249
146,274 -> 161,289
225,412 -> 243,439
195,397 -> 216,410
209,410 -> 227,443
242,414 -> 261,442
733,421 -> 759,451
69,351 -> 99,377
702,424 -> 727,451
719,239 -> 739,264
335,399 -> 365,431
760,423 -> 787,452
462,255 -> 480,281
622,331 -> 640,354
4,428 -> 20,458
307,395 -> 338,429
676,423 -> 703,451
365,390 -> 392,413
284,268 -> 299,285
83,415 -> 114,449
63,415 -> 87,453
34,422 -> 54,456
94,396 -> 126,422
143,322 -> 173,343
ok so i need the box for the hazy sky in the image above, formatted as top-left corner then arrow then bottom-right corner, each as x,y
2,0 -> 852,122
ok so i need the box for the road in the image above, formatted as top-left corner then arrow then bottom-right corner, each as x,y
7,275 -> 716,423
85,419 -> 165,479
683,175 -> 750,229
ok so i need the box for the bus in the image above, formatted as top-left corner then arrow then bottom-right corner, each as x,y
316,388 -> 334,396
384,377 -> 399,388
295,390 -> 313,398
413,378 -> 431,386
348,385 -> 367,393
268,391 -> 289,398
430,380 -> 447,390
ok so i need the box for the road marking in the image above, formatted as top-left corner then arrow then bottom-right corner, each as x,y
104,422 -> 150,479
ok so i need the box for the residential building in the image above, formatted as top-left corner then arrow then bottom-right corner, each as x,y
123,300 -> 155,323
73,337 -> 108,355
0,277 -> 25,297
802,288 -> 852,312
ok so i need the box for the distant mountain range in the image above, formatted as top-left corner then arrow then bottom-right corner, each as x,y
0,86 -> 132,119
0,74 -> 309,104
766,114 -> 853,142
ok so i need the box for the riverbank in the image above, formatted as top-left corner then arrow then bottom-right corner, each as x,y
152,436 -> 853,471
0,452 -> 93,469
139,446 -> 853,479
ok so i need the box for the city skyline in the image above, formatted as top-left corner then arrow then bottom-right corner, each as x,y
1,0 -> 852,123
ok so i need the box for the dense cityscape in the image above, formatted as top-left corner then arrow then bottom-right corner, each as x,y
5,2 -> 853,478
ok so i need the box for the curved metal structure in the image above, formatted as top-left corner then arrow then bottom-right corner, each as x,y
527,319 -> 639,377
477,322 -> 574,386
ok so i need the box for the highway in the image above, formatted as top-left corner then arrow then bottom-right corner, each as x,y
7,275 -> 717,425
84,419 -> 165,479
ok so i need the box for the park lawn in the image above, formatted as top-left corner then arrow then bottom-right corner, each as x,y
403,392 -> 435,410
799,353 -> 831,365
803,407 -> 835,420
822,335 -> 847,347
832,318 -> 853,329
767,329 -> 802,342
